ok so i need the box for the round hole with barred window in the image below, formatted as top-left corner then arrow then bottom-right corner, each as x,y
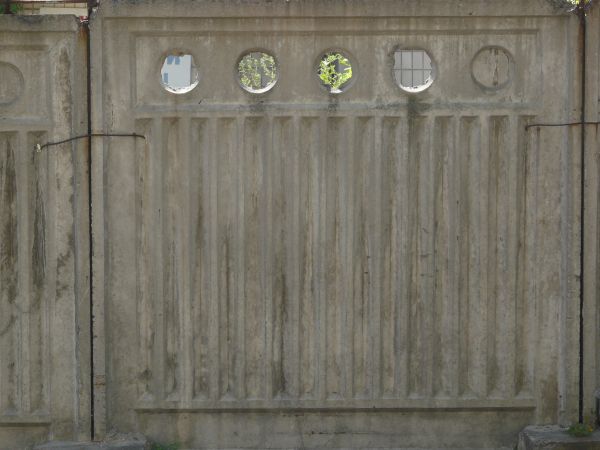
393,49 -> 435,93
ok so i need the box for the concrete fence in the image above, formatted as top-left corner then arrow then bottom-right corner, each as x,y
1,0 -> 599,448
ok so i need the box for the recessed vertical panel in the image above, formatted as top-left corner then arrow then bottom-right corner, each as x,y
487,115 -> 511,397
271,116 -> 297,399
216,118 -> 239,400
324,117 -> 348,400
351,116 -> 379,399
431,117 -> 458,398
407,116 -> 434,399
380,117 -> 408,399
457,116 -> 488,398
243,116 -> 266,400
515,116 -> 535,398
298,117 -> 320,400
135,119 -> 155,402
0,132 -> 19,415
26,132 -> 49,414
190,118 -> 211,401
162,118 -> 183,401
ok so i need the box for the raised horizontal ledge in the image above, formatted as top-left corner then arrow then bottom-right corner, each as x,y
95,0 -> 562,19
135,397 -> 536,413
0,415 -> 51,426
0,15 -> 81,32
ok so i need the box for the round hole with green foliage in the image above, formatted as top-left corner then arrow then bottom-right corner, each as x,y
317,51 -> 354,94
237,51 -> 278,94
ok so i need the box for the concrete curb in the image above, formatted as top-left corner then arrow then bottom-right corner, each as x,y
518,425 -> 600,449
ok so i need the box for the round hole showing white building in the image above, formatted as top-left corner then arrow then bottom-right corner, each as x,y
393,49 -> 435,93
237,51 -> 278,94
160,53 -> 199,94
317,51 -> 354,94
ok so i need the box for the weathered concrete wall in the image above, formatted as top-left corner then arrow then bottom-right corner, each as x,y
0,1 -> 593,448
89,0 -> 585,448
0,15 -> 90,449
584,2 -> 600,427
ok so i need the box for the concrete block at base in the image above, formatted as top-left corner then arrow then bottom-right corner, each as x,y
518,425 -> 600,450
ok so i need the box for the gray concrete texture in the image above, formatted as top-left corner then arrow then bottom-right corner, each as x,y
1,0 -> 600,448
0,14 -> 90,450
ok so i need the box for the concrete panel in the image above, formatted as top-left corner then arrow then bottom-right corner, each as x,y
90,1 -> 583,448
0,15 -> 89,448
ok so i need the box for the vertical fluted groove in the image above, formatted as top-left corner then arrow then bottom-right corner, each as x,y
135,119 -> 154,402
180,116 -> 193,405
396,117 -> 410,399
457,117 -> 472,398
477,116 -> 490,398
207,118 -> 220,401
370,116 -> 383,399
190,119 -> 210,400
288,116 -> 301,400
406,116 -> 421,398
316,116 -> 327,402
17,131 -> 29,417
151,118 -> 165,401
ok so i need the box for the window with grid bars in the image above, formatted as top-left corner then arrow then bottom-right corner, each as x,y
393,49 -> 434,93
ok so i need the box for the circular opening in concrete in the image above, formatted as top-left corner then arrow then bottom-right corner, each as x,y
160,53 -> 199,94
393,49 -> 435,93
237,51 -> 278,94
317,51 -> 354,94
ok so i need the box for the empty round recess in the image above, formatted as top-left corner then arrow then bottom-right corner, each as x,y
160,53 -> 199,94
237,51 -> 278,94
471,46 -> 514,91
317,51 -> 354,94
393,49 -> 435,93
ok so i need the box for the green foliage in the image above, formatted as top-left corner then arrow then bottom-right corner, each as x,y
567,422 -> 594,437
318,52 -> 353,93
238,52 -> 277,91
0,3 -> 24,14
150,443 -> 179,450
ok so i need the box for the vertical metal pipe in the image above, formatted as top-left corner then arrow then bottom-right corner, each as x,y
85,0 -> 95,440
577,0 -> 587,425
